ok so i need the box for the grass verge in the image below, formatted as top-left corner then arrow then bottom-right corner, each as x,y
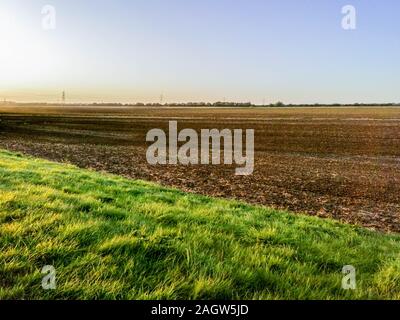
0,149 -> 399,299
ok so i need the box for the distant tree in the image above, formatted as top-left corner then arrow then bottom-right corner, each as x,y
272,101 -> 285,107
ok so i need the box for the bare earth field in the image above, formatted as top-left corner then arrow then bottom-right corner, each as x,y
1,106 -> 400,232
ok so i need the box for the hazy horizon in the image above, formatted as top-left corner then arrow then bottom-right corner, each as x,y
2,100 -> 400,106
1,0 -> 399,104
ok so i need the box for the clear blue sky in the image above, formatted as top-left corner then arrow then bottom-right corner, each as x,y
1,0 -> 399,103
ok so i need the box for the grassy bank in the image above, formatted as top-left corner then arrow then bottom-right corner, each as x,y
0,149 -> 399,299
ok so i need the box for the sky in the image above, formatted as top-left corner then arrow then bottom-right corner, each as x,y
0,0 -> 399,104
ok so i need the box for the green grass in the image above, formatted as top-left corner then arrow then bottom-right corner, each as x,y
0,149 -> 400,300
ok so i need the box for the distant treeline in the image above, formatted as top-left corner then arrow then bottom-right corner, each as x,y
1,101 -> 400,107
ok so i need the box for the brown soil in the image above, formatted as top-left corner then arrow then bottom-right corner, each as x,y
1,106 -> 400,233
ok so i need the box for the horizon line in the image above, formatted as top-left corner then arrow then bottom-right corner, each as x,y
1,101 -> 400,107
